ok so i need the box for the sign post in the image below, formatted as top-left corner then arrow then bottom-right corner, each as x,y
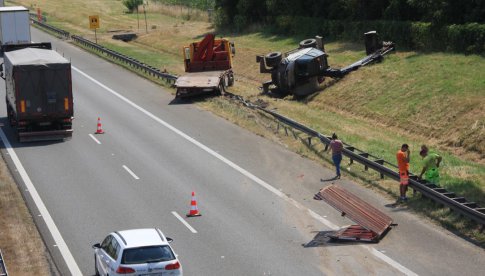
89,15 -> 100,43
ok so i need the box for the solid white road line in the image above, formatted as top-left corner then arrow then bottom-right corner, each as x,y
122,165 -> 140,180
366,247 -> 418,276
0,129 -> 83,276
172,211 -> 198,233
72,66 -> 417,275
89,133 -> 101,144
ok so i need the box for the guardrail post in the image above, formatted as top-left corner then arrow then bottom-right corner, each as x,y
346,147 -> 355,165
374,159 -> 385,179
307,137 -> 312,146
358,153 -> 369,171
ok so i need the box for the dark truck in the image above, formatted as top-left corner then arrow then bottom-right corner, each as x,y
1,43 -> 73,142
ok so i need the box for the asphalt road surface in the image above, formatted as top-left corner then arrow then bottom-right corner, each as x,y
0,27 -> 483,276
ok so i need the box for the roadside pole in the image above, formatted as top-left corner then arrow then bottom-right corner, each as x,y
89,15 -> 100,43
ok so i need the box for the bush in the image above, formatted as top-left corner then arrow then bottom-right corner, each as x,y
268,16 -> 485,54
123,0 -> 143,13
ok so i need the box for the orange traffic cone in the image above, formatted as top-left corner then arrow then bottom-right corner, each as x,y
95,117 -> 104,134
186,191 -> 201,217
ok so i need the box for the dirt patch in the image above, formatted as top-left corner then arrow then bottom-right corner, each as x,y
0,156 -> 55,275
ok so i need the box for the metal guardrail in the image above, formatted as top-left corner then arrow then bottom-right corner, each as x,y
27,17 -> 485,226
29,14 -> 177,83
30,18 -> 70,39
71,35 -> 177,83
0,250 -> 8,276
225,93 -> 485,226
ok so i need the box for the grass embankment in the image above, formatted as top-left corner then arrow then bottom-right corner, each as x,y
10,0 -> 485,244
0,158 -> 53,275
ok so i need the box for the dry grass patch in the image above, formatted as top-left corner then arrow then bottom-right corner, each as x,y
0,158 -> 53,275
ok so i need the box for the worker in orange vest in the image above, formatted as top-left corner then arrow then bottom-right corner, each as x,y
396,144 -> 410,202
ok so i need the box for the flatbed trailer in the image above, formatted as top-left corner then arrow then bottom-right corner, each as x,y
175,70 -> 233,98
175,34 -> 235,98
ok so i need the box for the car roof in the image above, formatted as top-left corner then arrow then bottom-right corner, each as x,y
114,228 -> 167,248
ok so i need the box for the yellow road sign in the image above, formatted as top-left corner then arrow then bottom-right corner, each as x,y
89,15 -> 99,29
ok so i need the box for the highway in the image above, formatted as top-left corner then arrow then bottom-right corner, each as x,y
0,27 -> 483,275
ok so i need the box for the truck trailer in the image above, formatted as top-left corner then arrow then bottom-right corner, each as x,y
0,6 -> 31,53
1,43 -> 74,142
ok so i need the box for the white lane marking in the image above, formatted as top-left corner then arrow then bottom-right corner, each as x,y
89,133 -> 101,144
122,165 -> 140,180
366,246 -> 418,276
0,128 -> 83,276
172,211 -> 197,233
72,66 -> 417,275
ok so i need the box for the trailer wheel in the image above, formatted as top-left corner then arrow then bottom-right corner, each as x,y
265,52 -> 282,68
299,38 -> 317,49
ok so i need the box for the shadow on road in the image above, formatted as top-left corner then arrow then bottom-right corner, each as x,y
303,230 -> 372,247
0,117 -> 66,149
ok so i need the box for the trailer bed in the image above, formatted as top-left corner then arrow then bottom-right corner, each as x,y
175,70 -> 231,98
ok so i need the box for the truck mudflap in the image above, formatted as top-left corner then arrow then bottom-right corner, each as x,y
18,129 -> 73,142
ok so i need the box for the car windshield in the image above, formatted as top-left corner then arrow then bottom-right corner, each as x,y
121,245 -> 175,264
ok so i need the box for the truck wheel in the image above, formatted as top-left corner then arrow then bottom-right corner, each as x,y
228,73 -> 234,86
218,83 -> 225,95
299,38 -> 317,49
265,52 -> 282,68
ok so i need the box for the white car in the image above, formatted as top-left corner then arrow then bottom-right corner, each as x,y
93,228 -> 183,275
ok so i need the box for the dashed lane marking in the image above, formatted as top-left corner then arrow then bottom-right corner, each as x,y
122,165 -> 140,180
89,133 -> 101,144
172,211 -> 198,233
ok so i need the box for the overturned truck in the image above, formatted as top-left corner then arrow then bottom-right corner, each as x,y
256,31 -> 395,96
1,43 -> 73,142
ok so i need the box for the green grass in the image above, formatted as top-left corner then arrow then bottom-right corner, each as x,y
17,0 -> 485,244
102,41 -> 179,71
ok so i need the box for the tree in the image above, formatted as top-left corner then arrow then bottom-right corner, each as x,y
123,0 -> 144,13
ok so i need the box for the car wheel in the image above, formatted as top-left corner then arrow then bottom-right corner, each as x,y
299,38 -> 317,49
94,255 -> 100,276
264,52 -> 282,68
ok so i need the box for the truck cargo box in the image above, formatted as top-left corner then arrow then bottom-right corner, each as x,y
0,6 -> 31,48
3,47 -> 73,141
